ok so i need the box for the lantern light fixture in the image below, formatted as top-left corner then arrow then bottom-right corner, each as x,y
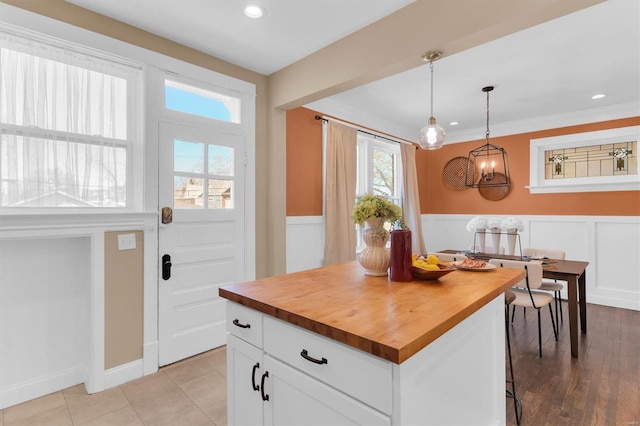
464,86 -> 511,189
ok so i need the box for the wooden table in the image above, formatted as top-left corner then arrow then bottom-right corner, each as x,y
441,250 -> 589,358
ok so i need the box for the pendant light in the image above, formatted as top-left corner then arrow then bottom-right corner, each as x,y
418,51 -> 445,150
464,86 -> 511,188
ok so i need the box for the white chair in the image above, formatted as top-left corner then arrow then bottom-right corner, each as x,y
431,252 -> 468,262
522,248 -> 566,322
489,259 -> 558,357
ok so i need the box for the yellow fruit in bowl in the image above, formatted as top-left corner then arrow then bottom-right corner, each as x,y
424,264 -> 440,271
426,254 -> 439,265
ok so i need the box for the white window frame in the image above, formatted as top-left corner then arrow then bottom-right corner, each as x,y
0,24 -> 144,212
355,134 -> 403,251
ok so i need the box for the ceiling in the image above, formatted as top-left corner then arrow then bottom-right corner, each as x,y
67,0 -> 639,143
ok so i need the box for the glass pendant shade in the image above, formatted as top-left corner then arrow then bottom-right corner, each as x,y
418,51 -> 445,150
418,116 -> 446,149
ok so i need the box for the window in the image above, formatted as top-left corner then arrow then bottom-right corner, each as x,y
165,79 -> 241,124
0,29 -> 142,208
355,134 -> 402,250
173,139 -> 235,209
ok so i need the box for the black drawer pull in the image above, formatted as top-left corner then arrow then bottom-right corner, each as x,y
232,318 -> 251,329
300,349 -> 328,365
260,371 -> 269,401
251,362 -> 260,391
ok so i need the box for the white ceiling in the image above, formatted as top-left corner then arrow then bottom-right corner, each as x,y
67,0 -> 639,143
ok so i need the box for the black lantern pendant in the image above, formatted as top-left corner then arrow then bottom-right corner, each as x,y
464,86 -> 511,188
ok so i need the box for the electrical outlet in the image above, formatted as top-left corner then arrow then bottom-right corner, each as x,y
117,233 -> 136,250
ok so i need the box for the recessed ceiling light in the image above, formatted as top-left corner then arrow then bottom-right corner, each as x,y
449,121 -> 459,126
244,5 -> 264,19
591,93 -> 606,100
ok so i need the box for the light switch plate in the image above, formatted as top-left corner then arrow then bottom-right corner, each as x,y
117,233 -> 136,250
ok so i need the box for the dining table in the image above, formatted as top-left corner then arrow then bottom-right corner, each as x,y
440,250 -> 589,358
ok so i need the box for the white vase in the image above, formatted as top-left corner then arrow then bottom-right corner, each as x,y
506,229 -> 518,256
358,217 -> 390,276
475,229 -> 486,253
491,228 -> 501,254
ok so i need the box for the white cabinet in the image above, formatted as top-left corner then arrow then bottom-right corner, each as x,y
227,297 -> 505,425
227,334 -> 264,426
263,355 -> 390,426
226,302 -> 391,426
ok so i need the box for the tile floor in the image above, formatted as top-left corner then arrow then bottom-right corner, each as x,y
0,346 -> 227,426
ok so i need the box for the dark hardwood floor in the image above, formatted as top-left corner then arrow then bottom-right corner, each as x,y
505,302 -> 640,425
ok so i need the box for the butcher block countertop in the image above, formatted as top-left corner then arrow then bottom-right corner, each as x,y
219,261 -> 525,364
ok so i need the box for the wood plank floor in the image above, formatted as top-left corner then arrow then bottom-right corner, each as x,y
505,302 -> 640,425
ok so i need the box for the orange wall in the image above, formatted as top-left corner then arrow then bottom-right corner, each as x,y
286,107 -> 324,216
286,108 -> 639,216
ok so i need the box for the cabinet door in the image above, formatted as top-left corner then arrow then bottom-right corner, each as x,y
263,355 -> 390,426
227,334 -> 264,426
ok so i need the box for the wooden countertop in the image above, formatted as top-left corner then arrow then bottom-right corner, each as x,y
219,261 -> 525,364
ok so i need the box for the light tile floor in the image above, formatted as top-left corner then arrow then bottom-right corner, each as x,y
0,346 -> 227,426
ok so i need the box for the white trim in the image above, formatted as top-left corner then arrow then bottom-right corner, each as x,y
0,366 -> 85,410
528,126 -> 640,194
104,359 -> 144,390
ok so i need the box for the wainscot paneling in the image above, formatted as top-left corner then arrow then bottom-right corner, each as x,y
286,214 -> 640,311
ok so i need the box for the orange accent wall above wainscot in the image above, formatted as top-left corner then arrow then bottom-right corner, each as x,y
286,107 -> 323,216
416,117 -> 640,216
286,107 -> 639,217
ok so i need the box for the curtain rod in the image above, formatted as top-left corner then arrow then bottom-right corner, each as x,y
314,115 -> 415,147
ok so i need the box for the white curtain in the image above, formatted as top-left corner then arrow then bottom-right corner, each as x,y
323,121 -> 357,265
0,30 -> 139,207
400,143 -> 427,254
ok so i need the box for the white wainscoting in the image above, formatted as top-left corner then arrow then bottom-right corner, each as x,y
0,213 -> 158,410
286,214 -> 640,311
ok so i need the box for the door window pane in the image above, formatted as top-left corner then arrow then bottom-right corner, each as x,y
174,176 -> 203,209
208,145 -> 234,176
208,179 -> 233,209
174,140 -> 204,174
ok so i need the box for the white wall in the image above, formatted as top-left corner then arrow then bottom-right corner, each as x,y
0,237 -> 90,409
287,214 -> 640,311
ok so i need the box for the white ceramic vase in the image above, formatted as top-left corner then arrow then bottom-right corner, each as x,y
358,217 -> 390,276
475,229 -> 486,253
506,229 -> 518,256
491,227 -> 501,254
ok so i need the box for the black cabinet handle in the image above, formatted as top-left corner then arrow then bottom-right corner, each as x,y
260,371 -> 269,401
251,362 -> 260,391
300,349 -> 328,365
232,319 -> 251,328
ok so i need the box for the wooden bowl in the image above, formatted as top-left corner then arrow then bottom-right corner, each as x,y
413,264 -> 455,281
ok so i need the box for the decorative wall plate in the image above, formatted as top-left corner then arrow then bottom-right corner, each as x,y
477,172 -> 511,201
442,157 -> 472,191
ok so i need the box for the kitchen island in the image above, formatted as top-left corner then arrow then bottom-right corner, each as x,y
219,261 -> 525,425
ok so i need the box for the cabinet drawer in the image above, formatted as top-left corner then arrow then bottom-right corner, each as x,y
263,316 -> 392,415
226,301 -> 263,348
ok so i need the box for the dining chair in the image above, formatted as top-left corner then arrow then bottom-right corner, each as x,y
431,252 -> 468,262
522,248 -> 567,322
489,259 -> 558,357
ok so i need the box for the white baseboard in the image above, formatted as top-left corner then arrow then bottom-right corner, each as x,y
103,359 -> 144,391
0,365 -> 85,410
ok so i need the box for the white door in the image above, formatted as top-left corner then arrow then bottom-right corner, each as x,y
158,122 -> 245,366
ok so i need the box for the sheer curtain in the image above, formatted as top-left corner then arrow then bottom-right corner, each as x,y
0,29 -> 140,208
323,121 -> 357,266
400,143 -> 427,254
